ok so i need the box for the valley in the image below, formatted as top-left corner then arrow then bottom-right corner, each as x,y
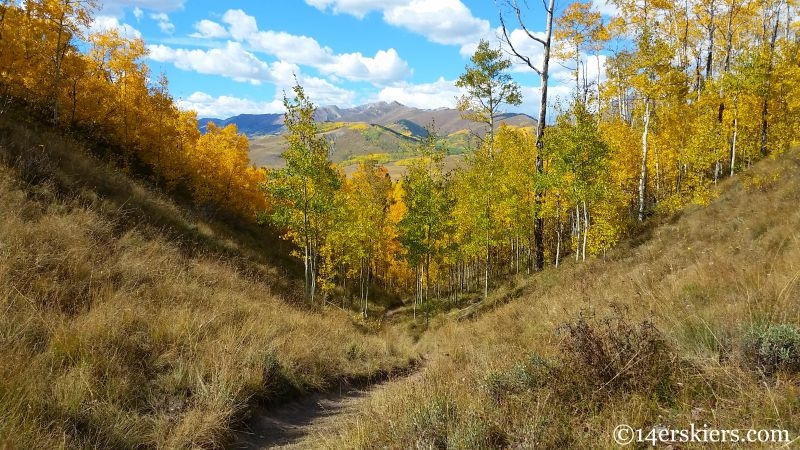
1,0 -> 799,448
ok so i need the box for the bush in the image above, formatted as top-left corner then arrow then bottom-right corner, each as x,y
743,323 -> 800,376
555,305 -> 677,404
411,396 -> 457,449
481,355 -> 551,404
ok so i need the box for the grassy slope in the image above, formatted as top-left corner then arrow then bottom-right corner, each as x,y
0,115 -> 416,448
326,150 -> 800,448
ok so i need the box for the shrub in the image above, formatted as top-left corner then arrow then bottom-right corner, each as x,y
481,355 -> 551,403
742,323 -> 800,376
411,396 -> 457,449
555,305 -> 677,404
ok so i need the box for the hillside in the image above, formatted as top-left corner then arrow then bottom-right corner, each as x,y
5,108 -> 798,449
312,149 -> 800,448
0,114 -> 416,449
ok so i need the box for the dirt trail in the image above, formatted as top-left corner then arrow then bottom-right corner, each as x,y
228,369 -> 421,449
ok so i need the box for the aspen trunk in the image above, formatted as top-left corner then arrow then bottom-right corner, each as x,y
638,98 -> 651,222
304,243 -> 310,300
532,0 -> 556,272
555,222 -> 561,268
730,97 -> 739,176
484,194 -> 490,300
364,258 -> 370,318
582,200 -> 589,262
575,204 -> 581,262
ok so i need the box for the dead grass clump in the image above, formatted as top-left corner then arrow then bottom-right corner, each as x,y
479,306 -> 678,410
554,305 -> 678,405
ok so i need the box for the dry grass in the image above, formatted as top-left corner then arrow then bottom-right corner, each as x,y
0,117 -> 416,448
326,150 -> 800,449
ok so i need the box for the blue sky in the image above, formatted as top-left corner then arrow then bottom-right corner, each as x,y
90,0 -> 616,118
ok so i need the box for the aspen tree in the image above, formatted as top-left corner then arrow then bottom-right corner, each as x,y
262,84 -> 342,303
456,39 -> 520,299
498,0 -> 557,270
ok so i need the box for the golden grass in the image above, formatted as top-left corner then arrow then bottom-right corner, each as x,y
0,117 -> 416,448
326,150 -> 800,449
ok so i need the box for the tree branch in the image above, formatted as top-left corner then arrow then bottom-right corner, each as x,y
514,0 -> 547,46
499,9 -> 543,76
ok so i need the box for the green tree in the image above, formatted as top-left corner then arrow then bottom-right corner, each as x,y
399,131 -> 454,322
326,161 -> 391,317
456,39 -> 522,154
455,39 -> 521,299
261,83 -> 342,303
547,103 -> 610,262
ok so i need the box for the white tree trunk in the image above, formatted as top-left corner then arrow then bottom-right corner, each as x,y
730,99 -> 738,176
582,200 -> 589,261
638,98 -> 651,222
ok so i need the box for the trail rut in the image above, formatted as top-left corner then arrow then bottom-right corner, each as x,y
228,368 -> 421,449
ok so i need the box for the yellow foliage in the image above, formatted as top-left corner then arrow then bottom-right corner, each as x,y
348,122 -> 370,132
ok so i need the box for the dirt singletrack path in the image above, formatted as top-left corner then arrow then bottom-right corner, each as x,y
228,367 -> 422,449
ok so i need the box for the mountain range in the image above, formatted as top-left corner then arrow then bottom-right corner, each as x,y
198,101 -> 535,137
199,101 -> 537,175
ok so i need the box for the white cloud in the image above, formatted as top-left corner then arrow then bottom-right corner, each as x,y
190,19 -> 229,39
377,77 -> 463,109
133,7 -> 144,21
237,29 -> 329,67
147,36 -> 357,108
150,12 -> 175,34
89,15 -> 142,40
318,48 -> 412,84
178,92 -> 284,118
288,75 -> 358,107
306,0 -> 490,55
147,42 -> 296,85
221,9 -> 259,41
383,0 -> 490,48
305,0 -> 408,18
219,9 -> 411,84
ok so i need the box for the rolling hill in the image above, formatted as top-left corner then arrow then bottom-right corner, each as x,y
225,101 -> 536,175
